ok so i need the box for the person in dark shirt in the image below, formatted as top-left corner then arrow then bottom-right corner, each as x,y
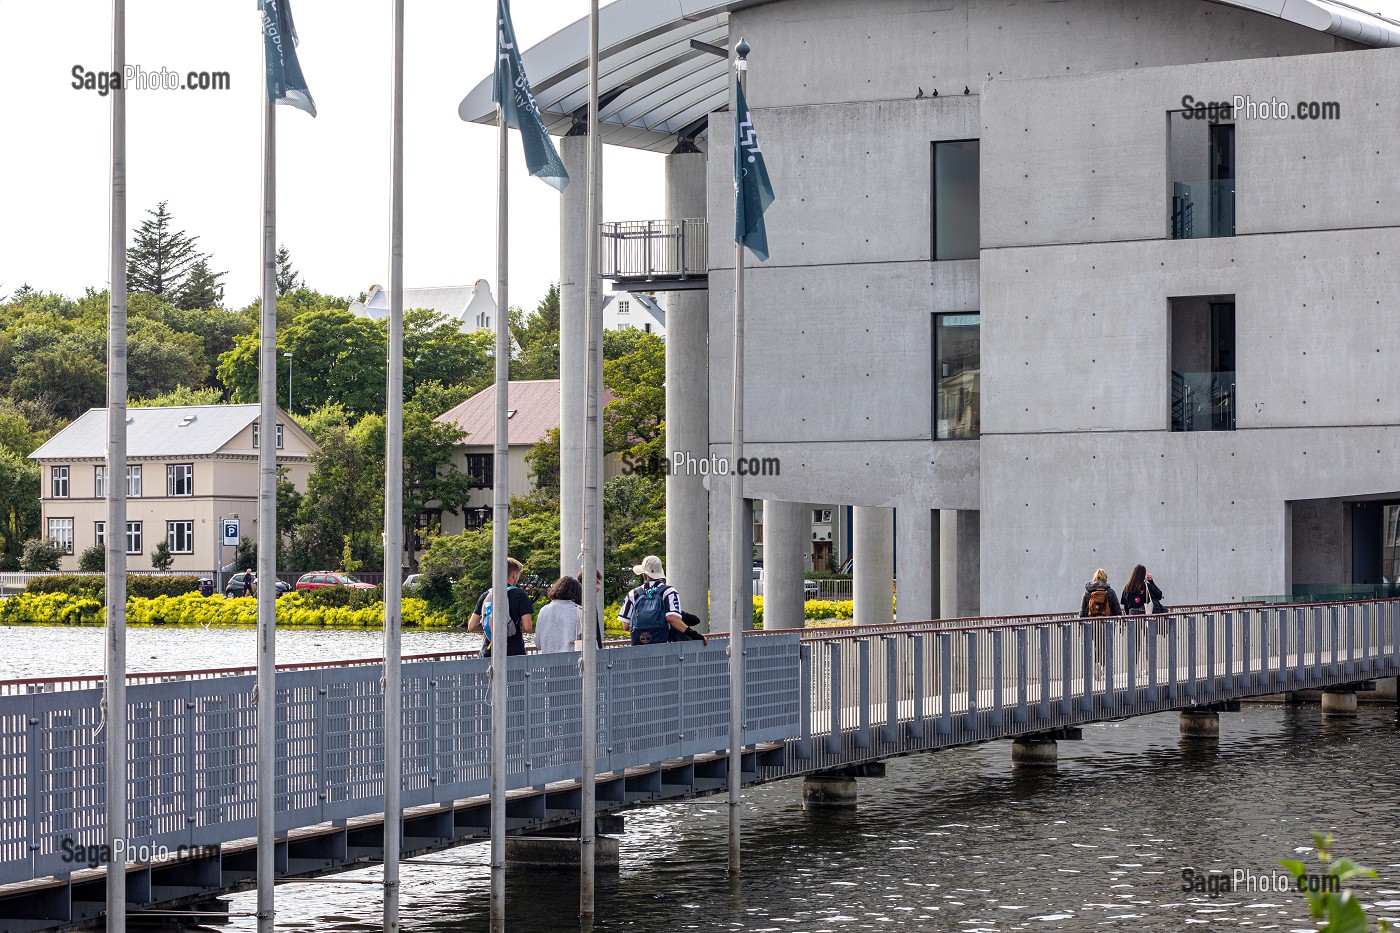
467,557 -> 534,656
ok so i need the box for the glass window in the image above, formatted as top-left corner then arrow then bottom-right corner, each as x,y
466,454 -> 493,488
167,463 -> 194,497
167,520 -> 194,554
95,521 -> 106,548
125,521 -> 143,555
617,300 -> 630,315
933,140 -> 980,261
933,313 -> 981,439
94,466 -> 107,499
47,518 -> 73,554
252,423 -> 285,449
51,466 -> 69,499
126,465 -> 142,497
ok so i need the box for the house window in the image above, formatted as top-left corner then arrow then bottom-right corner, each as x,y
167,463 -> 194,497
125,521 -> 143,555
47,518 -> 73,554
617,300 -> 630,315
932,140 -> 980,261
126,465 -> 142,497
933,313 -> 981,439
644,322 -> 652,334
252,423 -> 285,449
167,520 -> 194,554
619,322 -> 632,330
812,509 -> 833,525
465,454 -> 493,488
464,507 -> 490,531
95,521 -> 106,548
1170,296 -> 1236,431
94,466 -> 107,499
51,466 -> 69,499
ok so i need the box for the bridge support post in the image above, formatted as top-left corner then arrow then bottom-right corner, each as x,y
506,836 -> 620,871
1179,708 -> 1220,739
802,775 -> 858,810
1321,690 -> 1358,717
853,507 -> 894,626
1011,736 -> 1057,768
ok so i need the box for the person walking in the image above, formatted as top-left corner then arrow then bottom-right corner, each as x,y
467,557 -> 534,656
1120,564 -> 1164,616
534,575 -> 585,654
1080,567 -> 1121,679
619,555 -> 701,645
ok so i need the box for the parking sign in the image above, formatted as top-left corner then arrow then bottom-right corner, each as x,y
222,519 -> 240,546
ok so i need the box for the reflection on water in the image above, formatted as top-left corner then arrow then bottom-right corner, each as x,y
214,703 -> 1400,932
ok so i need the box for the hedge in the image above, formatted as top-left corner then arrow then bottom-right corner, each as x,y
0,591 -> 452,629
24,574 -> 201,599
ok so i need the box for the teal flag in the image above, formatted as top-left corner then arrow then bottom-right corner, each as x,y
259,0 -> 316,117
734,78 -> 774,261
493,0 -> 570,191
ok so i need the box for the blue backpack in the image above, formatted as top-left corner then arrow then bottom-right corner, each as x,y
629,582 -> 672,645
481,585 -> 519,648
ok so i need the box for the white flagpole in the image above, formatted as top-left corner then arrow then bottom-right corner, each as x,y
579,0 -> 601,917
727,37 -> 752,880
104,2 -> 128,929
255,24 -> 278,933
382,0 -> 406,930
491,6 -> 511,924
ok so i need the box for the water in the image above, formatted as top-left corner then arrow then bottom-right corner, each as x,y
5,627 -> 1398,931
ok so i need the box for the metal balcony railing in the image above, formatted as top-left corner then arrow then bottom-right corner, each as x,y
599,218 -> 707,288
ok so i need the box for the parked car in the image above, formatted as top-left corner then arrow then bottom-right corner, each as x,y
751,567 -> 820,601
224,576 -> 291,598
804,579 -> 820,600
295,572 -> 375,591
401,574 -> 423,592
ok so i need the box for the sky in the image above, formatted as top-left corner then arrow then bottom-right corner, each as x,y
1,0 -> 663,314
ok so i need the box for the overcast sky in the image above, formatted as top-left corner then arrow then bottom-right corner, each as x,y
1,1 -> 663,314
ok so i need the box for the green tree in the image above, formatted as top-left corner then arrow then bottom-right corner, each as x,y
9,342 -> 106,422
523,426 -> 561,505
20,538 -> 63,572
603,330 -> 666,466
402,384 -> 475,569
0,453 -> 40,570
127,321 -> 205,399
602,474 -> 667,597
127,202 -> 213,298
219,309 -> 387,414
402,308 -> 495,400
510,284 -> 561,380
131,385 -> 223,408
275,244 -> 302,295
175,257 -> 226,311
293,414 -> 385,571
419,510 -> 560,622
77,544 -> 105,573
151,540 -> 175,572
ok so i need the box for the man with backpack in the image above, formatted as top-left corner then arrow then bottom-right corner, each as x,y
619,555 -> 702,645
467,557 -> 534,656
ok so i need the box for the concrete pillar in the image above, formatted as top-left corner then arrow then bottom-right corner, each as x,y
1179,709 -> 1220,738
853,506 -> 894,627
896,507 -> 938,622
939,509 -> 981,620
1011,736 -> 1057,768
664,150 -> 710,626
506,836 -> 619,870
1321,690 -> 1358,717
708,483 -> 754,633
765,500 -> 808,631
802,775 -> 857,810
558,134 -> 589,577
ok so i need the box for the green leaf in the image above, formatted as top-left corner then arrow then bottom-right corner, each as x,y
1323,891 -> 1368,933
1278,858 -> 1307,879
1329,858 -> 1378,884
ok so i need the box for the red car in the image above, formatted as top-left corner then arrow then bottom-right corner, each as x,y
295,572 -> 375,591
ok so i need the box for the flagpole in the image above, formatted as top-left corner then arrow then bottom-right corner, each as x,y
491,8 -> 511,925
727,36 -> 752,880
255,33 -> 279,933
579,0 -> 602,918
103,2 -> 128,930
382,0 -> 406,930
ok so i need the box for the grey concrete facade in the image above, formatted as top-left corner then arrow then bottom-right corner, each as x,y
701,0 -> 1400,619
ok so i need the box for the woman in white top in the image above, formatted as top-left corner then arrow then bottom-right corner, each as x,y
533,575 -> 584,653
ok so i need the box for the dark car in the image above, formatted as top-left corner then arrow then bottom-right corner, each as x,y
224,576 -> 292,598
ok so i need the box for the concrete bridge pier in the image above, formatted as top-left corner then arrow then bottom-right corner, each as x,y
1011,736 -> 1058,768
1322,689 -> 1358,717
802,762 -> 885,811
1179,708 -> 1220,739
505,815 -> 624,870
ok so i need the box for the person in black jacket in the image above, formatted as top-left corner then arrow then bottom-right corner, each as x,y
1120,564 -> 1163,616
670,610 -> 709,645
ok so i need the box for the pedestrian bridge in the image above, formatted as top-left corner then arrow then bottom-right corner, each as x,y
1,598 -> 1397,930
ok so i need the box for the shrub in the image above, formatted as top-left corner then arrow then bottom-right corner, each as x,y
150,542 -> 174,572
77,545 -> 105,573
2,591 -> 452,629
0,591 -> 104,626
298,584 -> 384,610
19,538 -> 64,572
25,573 -> 200,599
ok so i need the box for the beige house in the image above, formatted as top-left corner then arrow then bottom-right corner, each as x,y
29,405 -> 317,573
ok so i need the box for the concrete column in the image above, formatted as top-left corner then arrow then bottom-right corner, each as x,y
1179,709 -> 1220,738
558,134 -> 589,577
1321,690 -> 1358,717
708,482 -> 754,633
939,509 -> 981,620
764,500 -> 808,631
664,150 -> 710,626
802,775 -> 857,810
853,506 -> 894,627
1011,736 -> 1057,768
896,507 -> 938,622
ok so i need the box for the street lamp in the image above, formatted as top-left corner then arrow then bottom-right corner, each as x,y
283,352 -> 293,413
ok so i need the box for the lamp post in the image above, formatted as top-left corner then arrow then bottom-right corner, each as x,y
283,352 -> 293,414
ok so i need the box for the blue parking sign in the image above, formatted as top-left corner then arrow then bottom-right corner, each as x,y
222,520 -> 240,546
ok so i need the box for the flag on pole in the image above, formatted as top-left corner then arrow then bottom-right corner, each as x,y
260,0 -> 317,117
734,77 -> 774,261
493,0 -> 570,191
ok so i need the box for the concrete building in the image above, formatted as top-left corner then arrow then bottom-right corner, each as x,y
349,279 -> 497,330
461,0 -> 1400,629
29,405 -> 316,573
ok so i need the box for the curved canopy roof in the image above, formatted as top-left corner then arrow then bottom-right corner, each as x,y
459,0 -> 1400,153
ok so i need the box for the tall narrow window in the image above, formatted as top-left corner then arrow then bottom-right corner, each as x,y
932,140 -> 980,261
933,313 -> 982,439
125,521 -> 143,555
167,463 -> 194,497
94,521 -> 106,548
253,423 -> 285,449
94,465 -> 107,499
47,518 -> 74,554
126,465 -> 142,497
51,466 -> 69,499
167,520 -> 194,554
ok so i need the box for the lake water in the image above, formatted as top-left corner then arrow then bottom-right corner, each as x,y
4,627 -> 1398,931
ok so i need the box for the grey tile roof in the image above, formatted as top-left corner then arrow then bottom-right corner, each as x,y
30,405 -> 266,460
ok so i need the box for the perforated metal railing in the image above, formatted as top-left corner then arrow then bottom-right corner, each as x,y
0,636 -> 801,887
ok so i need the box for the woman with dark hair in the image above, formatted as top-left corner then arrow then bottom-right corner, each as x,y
1120,564 -> 1163,616
534,575 -> 585,653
